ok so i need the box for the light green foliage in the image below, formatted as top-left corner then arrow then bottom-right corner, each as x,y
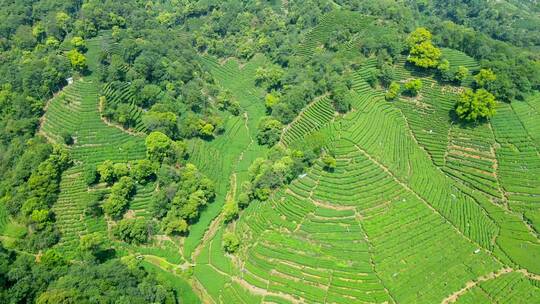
145,131 -> 174,163
255,65 -> 284,89
200,123 -> 215,138
129,159 -> 155,183
70,36 -> 87,52
32,23 -> 46,42
154,163 -> 215,235
79,232 -> 105,255
474,68 -> 497,88
322,154 -> 337,170
264,93 -> 280,109
156,12 -> 175,27
456,88 -> 497,121
66,49 -> 87,71
222,233 -> 239,253
162,216 -> 188,235
407,28 -> 441,68
45,37 -> 60,47
113,163 -> 129,178
216,90 -> 240,115
454,66 -> 469,83
406,27 -> 432,48
404,79 -> 423,96
385,81 -> 401,100
97,160 -> 115,184
222,199 -> 239,223
142,111 -> 177,136
30,209 -> 51,229
55,12 -> 71,33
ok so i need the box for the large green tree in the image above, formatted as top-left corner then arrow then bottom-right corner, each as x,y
455,88 -> 497,122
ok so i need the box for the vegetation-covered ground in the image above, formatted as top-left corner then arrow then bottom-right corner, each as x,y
1,0 -> 539,303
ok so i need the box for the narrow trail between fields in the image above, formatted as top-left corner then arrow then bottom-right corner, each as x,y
346,139 -> 501,261
441,267 -> 540,303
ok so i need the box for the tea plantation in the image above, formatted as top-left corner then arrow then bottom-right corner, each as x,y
1,2 -> 539,304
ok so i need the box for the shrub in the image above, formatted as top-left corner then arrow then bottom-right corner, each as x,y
222,199 -> 239,222
322,154 -> 337,171
385,82 -> 401,101
102,176 -> 135,219
404,79 -> 422,96
454,66 -> 469,83
222,233 -> 240,253
130,159 -> 155,183
83,165 -> 98,186
61,132 -> 74,145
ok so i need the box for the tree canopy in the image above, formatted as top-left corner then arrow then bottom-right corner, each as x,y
455,88 -> 497,122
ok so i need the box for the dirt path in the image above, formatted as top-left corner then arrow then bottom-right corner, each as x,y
441,267 -> 514,303
231,276 -> 304,304
191,173 -> 237,262
353,212 -> 397,304
97,99 -> 146,137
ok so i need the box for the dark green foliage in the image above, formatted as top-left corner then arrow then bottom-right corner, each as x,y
83,165 -> 98,186
60,131 -> 73,145
36,259 -> 174,304
256,117 -> 282,147
330,82 -> 351,113
84,193 -> 103,217
102,176 -> 135,220
113,218 -> 151,244
151,163 -> 215,235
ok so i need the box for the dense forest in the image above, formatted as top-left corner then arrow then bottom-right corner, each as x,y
1,0 -> 539,303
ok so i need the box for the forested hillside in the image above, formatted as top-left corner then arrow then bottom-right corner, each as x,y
0,0 -> 539,303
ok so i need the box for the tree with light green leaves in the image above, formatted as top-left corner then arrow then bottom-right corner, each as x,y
404,79 -> 423,96
66,49 -> 87,71
474,68 -> 497,88
223,199 -> 239,222
385,82 -> 401,101
222,233 -> 240,253
407,28 -> 441,68
455,88 -> 497,122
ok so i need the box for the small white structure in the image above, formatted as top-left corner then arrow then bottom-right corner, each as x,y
474,249 -> 481,254
298,173 -> 307,179
66,77 -> 74,85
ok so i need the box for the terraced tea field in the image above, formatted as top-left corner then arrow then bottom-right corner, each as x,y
40,37 -> 147,252
30,11 -> 540,304
186,22 -> 540,302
